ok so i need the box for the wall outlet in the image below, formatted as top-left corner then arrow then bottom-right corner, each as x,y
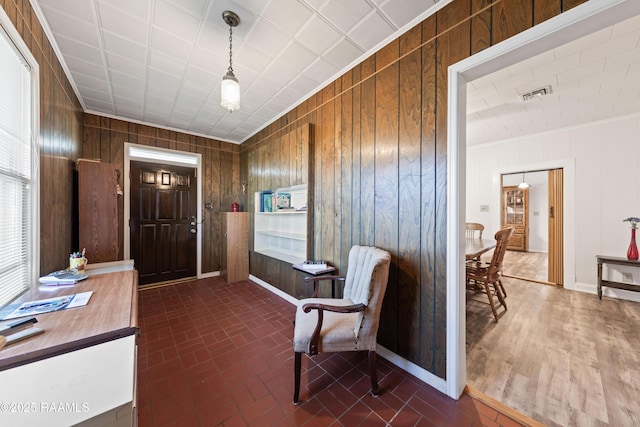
622,272 -> 633,283
480,205 -> 489,212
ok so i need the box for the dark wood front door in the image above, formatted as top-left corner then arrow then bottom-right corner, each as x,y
130,161 -> 197,285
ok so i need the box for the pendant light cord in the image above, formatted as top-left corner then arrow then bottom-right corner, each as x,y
228,26 -> 234,75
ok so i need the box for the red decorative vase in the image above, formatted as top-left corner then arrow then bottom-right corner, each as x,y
627,229 -> 639,261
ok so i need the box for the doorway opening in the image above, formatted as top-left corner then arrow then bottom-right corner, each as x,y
124,143 -> 203,282
130,160 -> 198,285
446,0 -> 638,400
499,168 -> 564,286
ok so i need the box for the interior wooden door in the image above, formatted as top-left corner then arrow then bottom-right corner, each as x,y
548,168 -> 564,285
130,161 -> 197,285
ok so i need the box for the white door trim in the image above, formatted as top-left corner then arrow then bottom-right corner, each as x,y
490,160 -> 576,288
446,0 -> 639,399
124,143 -> 203,278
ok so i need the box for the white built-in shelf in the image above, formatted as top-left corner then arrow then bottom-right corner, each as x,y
255,230 -> 306,240
254,184 -> 307,264
255,211 -> 306,215
255,249 -> 304,265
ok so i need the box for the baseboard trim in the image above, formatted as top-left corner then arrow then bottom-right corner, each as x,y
249,275 -> 299,306
464,385 -> 546,427
377,345 -> 447,394
138,276 -> 196,291
574,281 -> 640,303
248,275 -> 448,395
199,271 -> 220,279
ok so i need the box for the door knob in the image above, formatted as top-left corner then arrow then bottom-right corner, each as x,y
190,229 -> 197,234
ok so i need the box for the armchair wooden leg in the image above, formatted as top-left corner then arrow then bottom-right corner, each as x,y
369,350 -> 379,397
293,352 -> 302,404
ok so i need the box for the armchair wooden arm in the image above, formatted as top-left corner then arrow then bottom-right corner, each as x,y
301,302 -> 366,356
302,302 -> 365,314
303,275 -> 346,297
303,275 -> 343,282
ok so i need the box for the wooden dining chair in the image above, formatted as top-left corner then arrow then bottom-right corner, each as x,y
465,222 -> 484,239
465,222 -> 486,261
292,245 -> 391,404
465,227 -> 514,321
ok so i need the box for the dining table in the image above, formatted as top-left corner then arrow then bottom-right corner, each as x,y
465,237 -> 496,261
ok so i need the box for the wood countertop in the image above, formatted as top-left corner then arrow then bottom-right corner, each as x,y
0,269 -> 138,371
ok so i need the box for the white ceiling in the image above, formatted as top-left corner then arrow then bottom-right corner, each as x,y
31,1 -> 640,146
33,0 -> 446,144
466,12 -> 640,146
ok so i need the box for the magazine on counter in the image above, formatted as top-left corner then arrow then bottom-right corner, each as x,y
39,270 -> 88,285
1,292 -> 93,320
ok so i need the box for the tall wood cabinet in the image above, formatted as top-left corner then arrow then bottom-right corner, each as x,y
502,185 -> 529,251
221,212 -> 249,283
78,159 -> 119,263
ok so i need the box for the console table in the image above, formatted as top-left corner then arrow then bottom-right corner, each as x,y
596,255 -> 640,299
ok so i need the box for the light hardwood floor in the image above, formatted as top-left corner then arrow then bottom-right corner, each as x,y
502,250 -> 549,283
466,250 -> 640,427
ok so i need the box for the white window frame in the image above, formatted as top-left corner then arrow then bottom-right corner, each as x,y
0,6 -> 40,307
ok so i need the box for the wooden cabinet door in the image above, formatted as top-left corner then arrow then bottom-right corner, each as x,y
78,160 -> 119,263
502,185 -> 529,251
221,212 -> 248,283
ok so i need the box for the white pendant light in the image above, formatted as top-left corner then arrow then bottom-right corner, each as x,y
518,172 -> 530,189
221,11 -> 240,113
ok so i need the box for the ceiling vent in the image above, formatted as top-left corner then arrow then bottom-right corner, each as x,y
521,86 -> 552,101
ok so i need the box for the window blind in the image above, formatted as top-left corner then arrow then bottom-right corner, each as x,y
0,24 -> 32,308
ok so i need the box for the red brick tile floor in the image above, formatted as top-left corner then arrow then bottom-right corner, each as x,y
137,277 -> 533,427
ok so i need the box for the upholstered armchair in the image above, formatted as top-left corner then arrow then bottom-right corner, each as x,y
292,245 -> 391,404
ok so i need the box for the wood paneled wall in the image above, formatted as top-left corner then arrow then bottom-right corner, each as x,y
243,124 -> 314,298
83,114 -> 241,274
240,0 -> 587,378
1,0 -> 85,275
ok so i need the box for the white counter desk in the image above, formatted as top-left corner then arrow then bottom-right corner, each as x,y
0,261 -> 138,427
